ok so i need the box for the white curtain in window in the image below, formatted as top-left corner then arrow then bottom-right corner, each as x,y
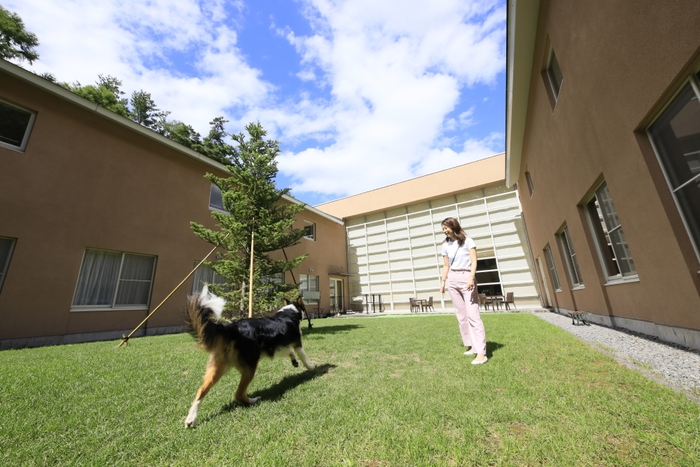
115,254 -> 155,306
73,250 -> 122,306
190,264 -> 227,294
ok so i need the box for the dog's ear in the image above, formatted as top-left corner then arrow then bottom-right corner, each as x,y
283,298 -> 291,305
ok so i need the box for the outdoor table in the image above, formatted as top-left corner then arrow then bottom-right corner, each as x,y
364,294 -> 384,313
491,295 -> 504,310
485,295 -> 502,310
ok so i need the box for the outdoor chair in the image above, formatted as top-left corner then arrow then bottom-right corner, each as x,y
422,296 -> 435,312
478,293 -> 489,310
503,292 -> 515,310
409,298 -> 420,313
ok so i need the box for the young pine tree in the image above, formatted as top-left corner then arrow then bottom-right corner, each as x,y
190,122 -> 307,317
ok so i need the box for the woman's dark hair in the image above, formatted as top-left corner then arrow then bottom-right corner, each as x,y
441,217 -> 466,247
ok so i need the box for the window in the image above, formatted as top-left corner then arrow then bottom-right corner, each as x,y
299,273 -> 320,306
329,278 -> 344,312
525,171 -> 535,197
648,77 -> 700,257
585,181 -> 637,280
558,226 -> 583,288
209,184 -> 225,211
543,244 -> 561,292
72,249 -> 156,309
303,222 -> 316,241
546,48 -> 564,100
0,99 -> 36,152
475,257 -> 503,297
0,237 -> 16,294
190,263 -> 227,294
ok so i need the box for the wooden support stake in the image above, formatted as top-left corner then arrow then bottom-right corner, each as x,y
248,231 -> 255,318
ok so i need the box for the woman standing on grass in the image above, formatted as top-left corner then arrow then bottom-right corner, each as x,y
439,217 -> 488,365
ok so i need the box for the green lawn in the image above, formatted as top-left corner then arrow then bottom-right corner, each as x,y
1,313 -> 698,466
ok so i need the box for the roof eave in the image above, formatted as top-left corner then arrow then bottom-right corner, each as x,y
0,59 -> 229,173
505,0 -> 541,188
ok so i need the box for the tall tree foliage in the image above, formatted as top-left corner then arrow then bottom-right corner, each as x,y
64,75 -> 131,118
0,6 -> 39,64
130,90 -> 170,131
191,122 -> 307,317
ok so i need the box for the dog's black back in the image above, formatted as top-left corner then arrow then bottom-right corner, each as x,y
220,310 -> 303,368
186,294 -> 304,369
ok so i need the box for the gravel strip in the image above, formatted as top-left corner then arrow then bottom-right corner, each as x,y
531,310 -> 700,402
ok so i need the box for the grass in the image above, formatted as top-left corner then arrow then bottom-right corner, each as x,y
1,313 -> 699,466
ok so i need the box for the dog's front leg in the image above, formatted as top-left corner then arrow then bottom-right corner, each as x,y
185,358 -> 225,428
293,345 -> 315,370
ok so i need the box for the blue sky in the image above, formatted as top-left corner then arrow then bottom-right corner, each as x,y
8,0 -> 506,206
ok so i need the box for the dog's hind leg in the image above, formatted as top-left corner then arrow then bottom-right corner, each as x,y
234,366 -> 260,405
185,357 -> 226,428
293,344 -> 315,370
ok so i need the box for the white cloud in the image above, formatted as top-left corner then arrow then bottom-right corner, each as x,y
7,0 -> 271,133
414,133 -> 503,175
274,0 -> 506,198
6,0 -> 506,202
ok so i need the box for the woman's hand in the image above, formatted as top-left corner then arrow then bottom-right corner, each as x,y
440,283 -> 445,295
467,275 -> 476,291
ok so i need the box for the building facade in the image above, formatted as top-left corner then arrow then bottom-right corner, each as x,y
0,60 -> 346,349
506,0 -> 700,349
317,155 -> 541,312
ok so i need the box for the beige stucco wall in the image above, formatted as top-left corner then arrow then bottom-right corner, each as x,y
0,64 -> 347,347
0,70 -> 225,341
274,201 -> 348,312
513,0 -> 700,332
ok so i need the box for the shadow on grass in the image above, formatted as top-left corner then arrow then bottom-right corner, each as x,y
202,363 -> 336,423
486,341 -> 504,358
305,324 -> 363,336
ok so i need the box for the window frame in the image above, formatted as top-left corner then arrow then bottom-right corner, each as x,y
475,257 -> 503,297
525,171 -> 535,197
584,181 -> 638,283
546,47 -> 564,102
543,244 -> 562,292
558,225 -> 584,289
0,98 -> 37,152
0,237 -> 17,294
303,221 -> 316,241
209,184 -> 226,212
299,273 -> 320,305
647,73 -> 700,262
71,249 -> 157,311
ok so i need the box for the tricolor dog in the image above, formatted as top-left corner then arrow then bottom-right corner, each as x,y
184,285 -> 315,427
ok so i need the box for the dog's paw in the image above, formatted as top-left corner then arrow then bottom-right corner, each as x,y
291,359 -> 299,367
185,417 -> 196,428
248,397 -> 260,405
306,363 -> 316,370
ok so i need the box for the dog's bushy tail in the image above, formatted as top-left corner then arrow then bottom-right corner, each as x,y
185,285 -> 226,352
